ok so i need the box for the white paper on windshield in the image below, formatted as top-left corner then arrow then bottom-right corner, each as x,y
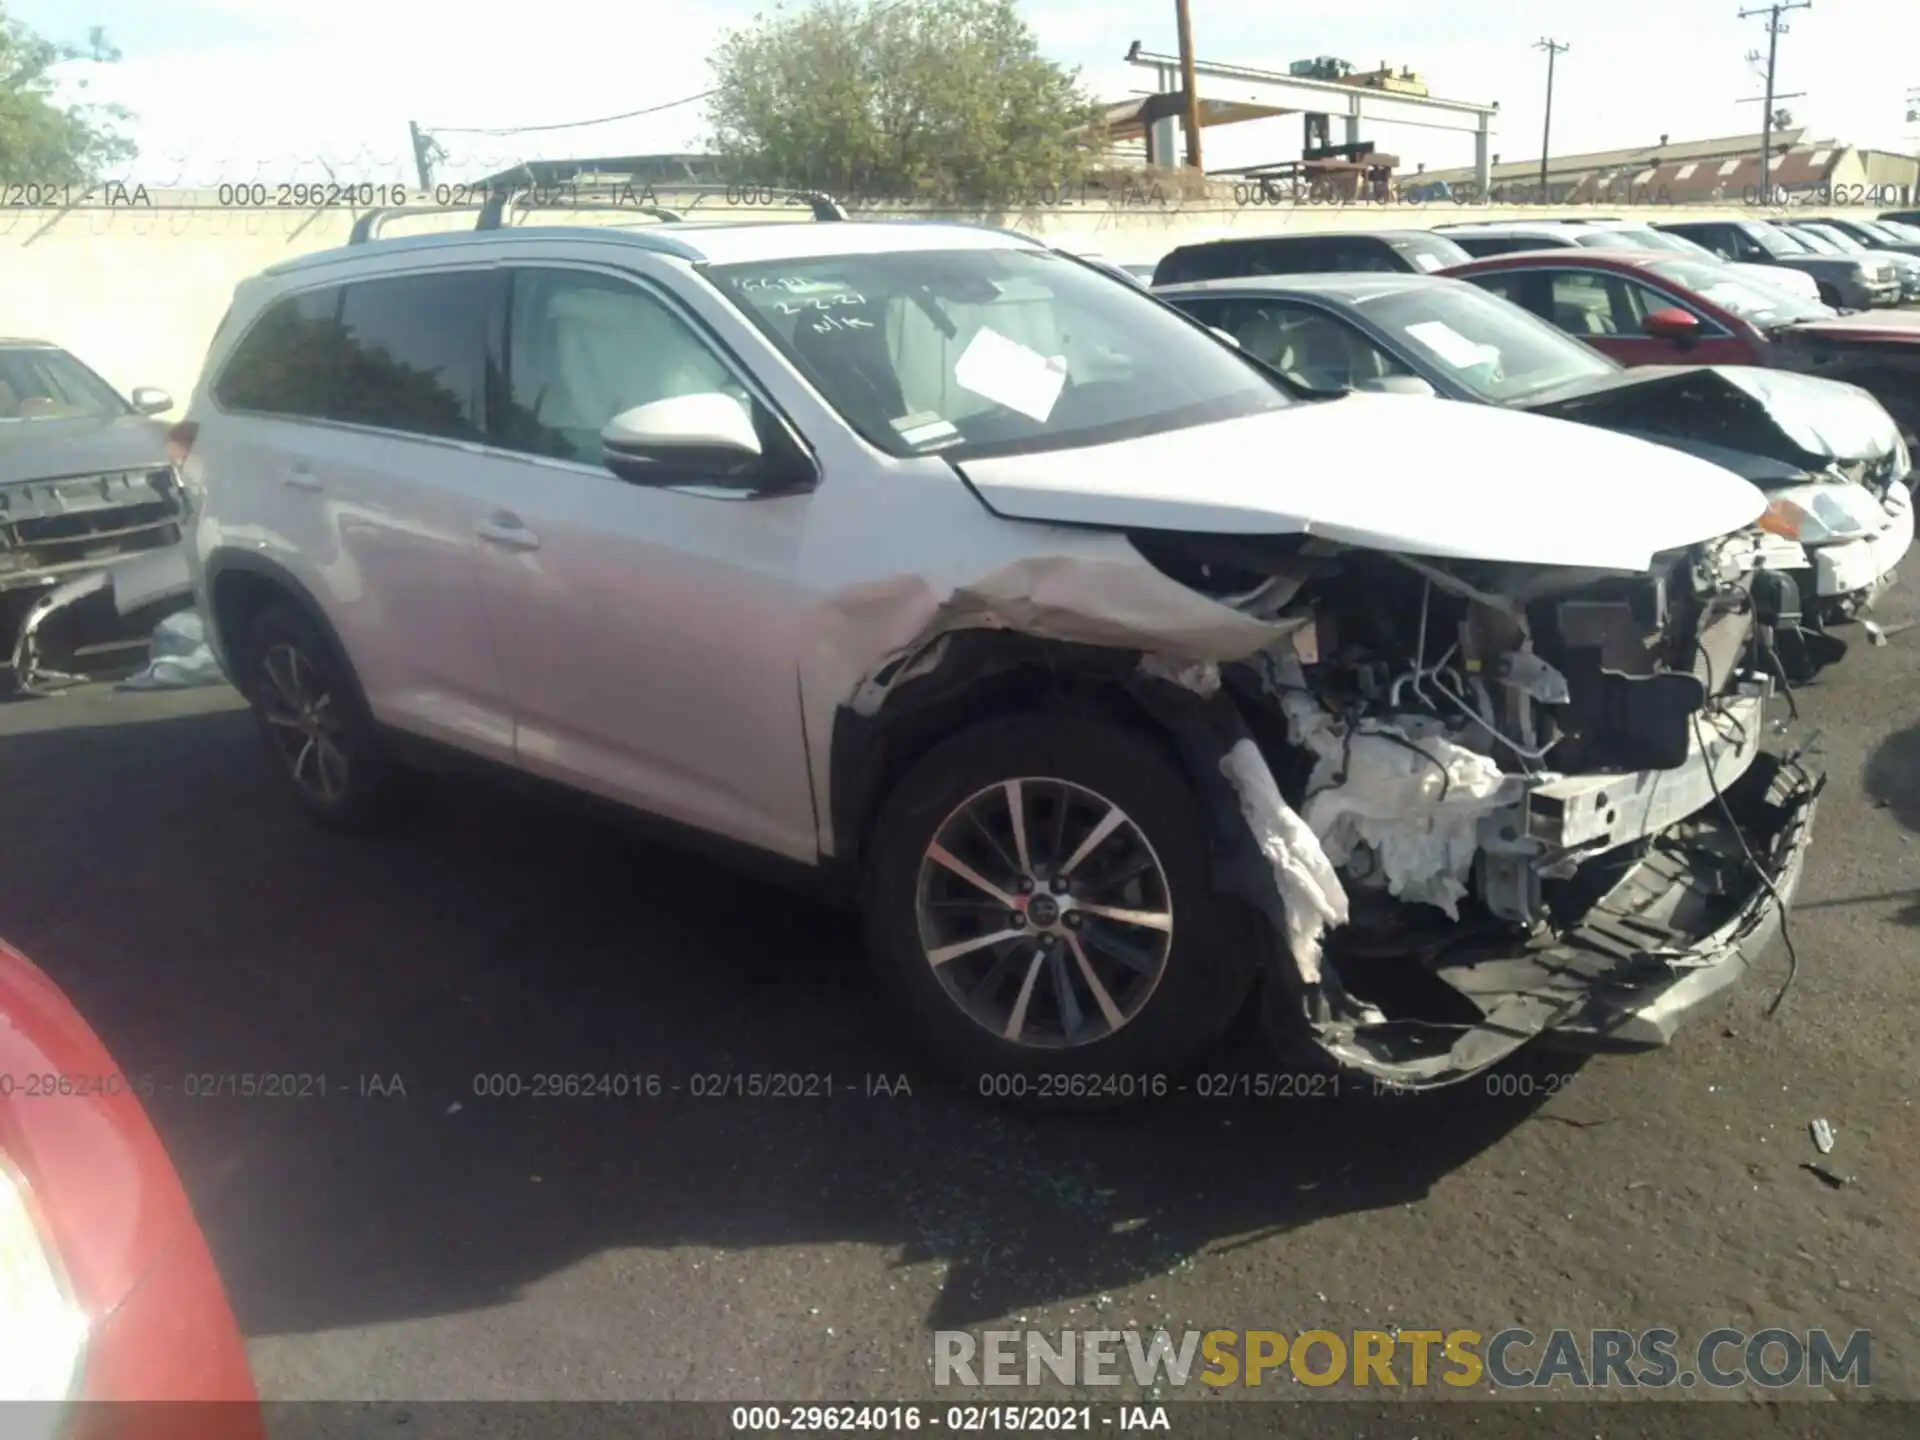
1408,252 -> 1446,273
953,326 -> 1069,423
1404,320 -> 1493,369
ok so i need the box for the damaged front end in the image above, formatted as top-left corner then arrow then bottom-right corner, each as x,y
1,469 -> 193,694
1127,529 -> 1823,1090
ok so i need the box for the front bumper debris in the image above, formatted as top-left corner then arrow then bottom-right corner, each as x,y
1304,748 -> 1822,1089
7,545 -> 194,694
1812,487 -> 1914,603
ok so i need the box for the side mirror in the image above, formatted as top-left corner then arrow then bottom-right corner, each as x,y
1643,307 -> 1701,345
1355,374 -> 1438,397
1209,327 -> 1242,349
600,393 -> 769,487
130,387 -> 173,415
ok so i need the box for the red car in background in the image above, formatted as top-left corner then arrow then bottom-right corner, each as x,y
1441,249 -> 1920,444
1,937 -> 260,1438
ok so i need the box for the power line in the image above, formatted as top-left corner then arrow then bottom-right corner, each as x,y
426,90 -> 717,139
426,0 -> 920,142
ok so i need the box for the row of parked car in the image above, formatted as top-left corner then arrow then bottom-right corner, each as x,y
1078,215 -> 1918,676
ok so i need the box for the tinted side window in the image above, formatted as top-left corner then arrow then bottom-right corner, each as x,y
214,286 -> 342,417
1463,270 -> 1550,318
494,268 -> 746,467
332,271 -> 492,440
1154,245 -> 1247,284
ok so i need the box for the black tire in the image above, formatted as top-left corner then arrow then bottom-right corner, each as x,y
239,602 -> 395,833
1816,283 -> 1842,308
863,713 -> 1254,1105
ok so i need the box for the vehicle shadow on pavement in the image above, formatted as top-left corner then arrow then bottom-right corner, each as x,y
1862,721 -> 1920,929
0,697 -> 1568,1339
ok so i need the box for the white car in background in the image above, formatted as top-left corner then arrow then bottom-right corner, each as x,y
1434,219 -> 1831,305
177,217 -> 1817,1097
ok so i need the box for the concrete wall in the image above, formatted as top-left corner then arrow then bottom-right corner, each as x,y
0,195 -> 1899,410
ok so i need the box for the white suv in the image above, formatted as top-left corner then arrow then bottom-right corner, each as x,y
179,219 -> 1819,1096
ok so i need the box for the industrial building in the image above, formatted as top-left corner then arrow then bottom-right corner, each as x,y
1413,128 -> 1919,204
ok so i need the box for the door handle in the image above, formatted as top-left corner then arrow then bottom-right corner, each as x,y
475,512 -> 541,551
285,461 -> 322,493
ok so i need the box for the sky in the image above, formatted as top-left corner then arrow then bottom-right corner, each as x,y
17,0 -> 1916,186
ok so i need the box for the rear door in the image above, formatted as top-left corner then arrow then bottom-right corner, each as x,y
205,270 -> 515,759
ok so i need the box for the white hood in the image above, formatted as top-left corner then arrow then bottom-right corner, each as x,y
955,394 -> 1769,573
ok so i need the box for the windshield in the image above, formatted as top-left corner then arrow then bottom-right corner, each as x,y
1355,280 -> 1617,403
1640,229 -> 1721,258
0,346 -> 129,422
709,247 -> 1289,459
1644,257 -> 1832,326
1782,226 -> 1841,254
1882,220 -> 1920,242
1804,224 -> 1866,253
1389,233 -> 1473,271
1738,223 -> 1806,259
1578,226 -> 1683,252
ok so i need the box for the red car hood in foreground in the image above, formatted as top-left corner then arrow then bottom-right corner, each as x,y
0,937 -> 259,1434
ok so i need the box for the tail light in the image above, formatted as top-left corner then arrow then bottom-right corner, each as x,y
0,1153 -> 89,1407
166,422 -> 198,465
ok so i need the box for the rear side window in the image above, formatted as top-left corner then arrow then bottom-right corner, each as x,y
214,286 -> 342,417
1154,243 -> 1256,284
332,272 -> 493,440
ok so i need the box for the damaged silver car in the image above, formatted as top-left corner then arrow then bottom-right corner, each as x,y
0,339 -> 193,692
181,222 -> 1820,1096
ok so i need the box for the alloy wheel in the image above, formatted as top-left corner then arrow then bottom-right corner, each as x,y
255,642 -> 350,807
914,777 -> 1175,1049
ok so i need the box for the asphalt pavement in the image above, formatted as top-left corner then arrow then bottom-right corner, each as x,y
1,583 -> 1916,1405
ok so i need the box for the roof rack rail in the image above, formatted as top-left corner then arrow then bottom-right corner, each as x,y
346,180 -> 848,246
477,181 -> 848,228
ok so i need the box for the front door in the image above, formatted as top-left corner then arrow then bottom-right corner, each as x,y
465,264 -> 820,864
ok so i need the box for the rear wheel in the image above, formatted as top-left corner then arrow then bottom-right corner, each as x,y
863,714 -> 1254,1103
240,603 -> 396,833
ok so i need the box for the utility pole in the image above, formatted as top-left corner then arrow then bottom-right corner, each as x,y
1534,39 -> 1569,202
1173,0 -> 1204,172
407,121 -> 438,189
1738,2 -> 1810,203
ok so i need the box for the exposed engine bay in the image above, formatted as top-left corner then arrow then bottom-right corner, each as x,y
1113,528 -> 1823,1087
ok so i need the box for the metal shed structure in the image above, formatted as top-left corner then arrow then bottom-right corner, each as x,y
1121,44 -> 1500,194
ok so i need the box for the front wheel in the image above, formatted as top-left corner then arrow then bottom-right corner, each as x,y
862,714 -> 1255,1103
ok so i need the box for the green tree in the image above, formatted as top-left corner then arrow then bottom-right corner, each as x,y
0,6 -> 135,185
707,0 -> 1101,207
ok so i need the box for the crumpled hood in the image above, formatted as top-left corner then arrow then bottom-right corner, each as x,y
0,414 -> 169,487
954,394 -> 1767,573
1514,364 -> 1901,472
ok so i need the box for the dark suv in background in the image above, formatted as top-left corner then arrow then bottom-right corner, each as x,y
1151,229 -> 1470,285
1656,219 -> 1899,309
